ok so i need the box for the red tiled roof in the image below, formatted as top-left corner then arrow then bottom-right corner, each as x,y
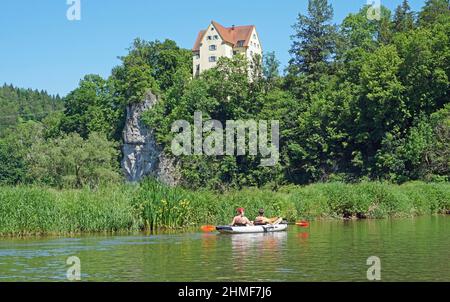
193,30 -> 206,52
192,21 -> 256,51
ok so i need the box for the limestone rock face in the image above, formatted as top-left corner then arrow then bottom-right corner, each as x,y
121,91 -> 179,185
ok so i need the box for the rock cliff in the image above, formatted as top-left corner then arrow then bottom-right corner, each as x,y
121,91 -> 179,185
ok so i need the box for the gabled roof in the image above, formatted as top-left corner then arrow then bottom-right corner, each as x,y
192,21 -> 256,51
193,30 -> 206,52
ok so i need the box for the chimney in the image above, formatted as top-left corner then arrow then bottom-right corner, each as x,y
231,25 -> 235,30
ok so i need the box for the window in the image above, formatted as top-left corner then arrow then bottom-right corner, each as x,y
233,51 -> 237,55
207,36 -> 212,40
250,51 -> 254,56
209,45 -> 217,51
194,54 -> 200,60
211,27 -> 215,31
209,56 -> 217,62
237,40 -> 245,47
213,35 -> 219,40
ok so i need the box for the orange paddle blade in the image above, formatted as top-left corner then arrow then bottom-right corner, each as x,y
201,225 -> 216,232
296,221 -> 310,227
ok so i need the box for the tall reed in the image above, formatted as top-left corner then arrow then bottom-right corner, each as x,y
0,180 -> 448,235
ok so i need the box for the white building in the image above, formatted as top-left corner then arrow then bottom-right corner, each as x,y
192,21 -> 263,76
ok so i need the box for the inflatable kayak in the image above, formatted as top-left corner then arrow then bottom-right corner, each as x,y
216,223 -> 288,234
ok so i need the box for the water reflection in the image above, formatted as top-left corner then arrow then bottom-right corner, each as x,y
227,232 -> 288,278
0,216 -> 448,281
230,233 -> 287,257
297,232 -> 309,239
201,233 -> 218,249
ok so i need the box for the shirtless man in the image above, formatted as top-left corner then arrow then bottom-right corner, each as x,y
254,208 -> 272,225
230,208 -> 253,226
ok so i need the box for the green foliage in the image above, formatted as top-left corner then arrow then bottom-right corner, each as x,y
419,0 -> 450,26
0,120 -> 121,188
289,0 -> 337,78
375,120 -> 432,182
0,186 -> 138,236
1,1 -> 449,190
131,179 -> 193,229
139,0 -> 450,188
337,5 -> 394,81
0,121 -> 44,185
62,74 -> 124,140
1,2 -> 448,239
263,51 -> 281,83
111,53 -> 159,105
393,24 -> 450,118
0,84 -> 63,135
357,45 -> 407,161
0,180 -> 448,235
27,132 -> 121,189
0,140 -> 25,185
393,0 -> 416,33
111,38 -> 191,105
41,111 -> 65,139
422,104 -> 450,179
286,80 -> 354,182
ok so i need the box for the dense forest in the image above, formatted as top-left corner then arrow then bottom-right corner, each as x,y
0,84 -> 63,134
0,0 -> 449,190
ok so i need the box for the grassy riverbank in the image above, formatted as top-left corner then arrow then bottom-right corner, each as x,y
0,180 -> 448,236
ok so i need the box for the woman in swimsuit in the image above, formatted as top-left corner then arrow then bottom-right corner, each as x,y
230,207 -> 253,226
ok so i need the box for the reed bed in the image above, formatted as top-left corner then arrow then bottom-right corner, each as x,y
0,180 -> 448,235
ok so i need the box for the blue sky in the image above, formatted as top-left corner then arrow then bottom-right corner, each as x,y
0,0 -> 426,96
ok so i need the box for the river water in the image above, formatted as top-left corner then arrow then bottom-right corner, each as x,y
0,216 -> 448,281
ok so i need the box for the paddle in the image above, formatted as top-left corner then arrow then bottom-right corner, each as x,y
200,225 -> 216,232
296,220 -> 310,227
270,217 -> 283,225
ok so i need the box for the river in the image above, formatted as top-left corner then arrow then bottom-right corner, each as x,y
0,216 -> 448,281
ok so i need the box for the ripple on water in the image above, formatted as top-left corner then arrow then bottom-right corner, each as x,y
0,216 -> 448,281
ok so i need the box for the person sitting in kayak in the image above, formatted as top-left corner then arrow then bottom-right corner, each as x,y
231,208 -> 253,226
254,208 -> 271,225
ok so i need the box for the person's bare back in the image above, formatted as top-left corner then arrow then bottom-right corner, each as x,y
231,208 -> 253,226
254,208 -> 271,225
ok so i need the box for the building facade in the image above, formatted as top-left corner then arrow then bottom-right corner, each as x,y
192,21 -> 262,76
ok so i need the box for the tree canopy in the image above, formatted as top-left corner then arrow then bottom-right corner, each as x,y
1,0 -> 448,189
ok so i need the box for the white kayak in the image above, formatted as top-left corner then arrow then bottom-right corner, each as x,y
216,223 -> 288,234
